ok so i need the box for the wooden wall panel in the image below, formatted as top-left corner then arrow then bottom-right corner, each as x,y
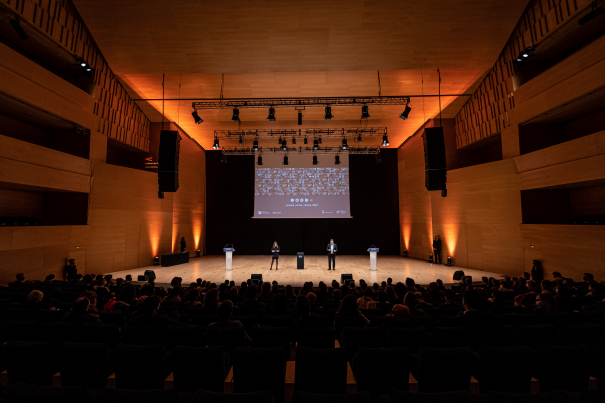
517,154 -> 605,190
0,158 -> 91,193
521,224 -> 605,280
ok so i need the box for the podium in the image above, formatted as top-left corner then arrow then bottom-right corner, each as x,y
297,252 -> 304,270
223,248 -> 234,271
367,248 -> 379,271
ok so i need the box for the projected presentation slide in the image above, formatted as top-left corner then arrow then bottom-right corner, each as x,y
253,153 -> 351,218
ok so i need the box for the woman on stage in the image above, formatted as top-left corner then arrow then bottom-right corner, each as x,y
270,241 -> 280,270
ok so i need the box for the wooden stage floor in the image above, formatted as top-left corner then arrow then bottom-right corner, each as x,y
104,255 -> 504,287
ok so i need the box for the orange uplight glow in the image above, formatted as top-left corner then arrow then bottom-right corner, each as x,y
443,224 -> 458,257
193,222 -> 202,249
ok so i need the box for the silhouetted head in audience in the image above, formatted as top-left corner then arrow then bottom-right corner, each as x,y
285,284 -> 295,297
15,273 -> 25,283
229,286 -> 238,300
583,273 -> 594,282
331,280 -> 340,290
245,284 -> 258,300
362,287 -> 373,300
340,284 -> 349,296
536,291 -> 555,312
217,300 -> 234,321
349,281 -> 356,289
403,292 -> 418,310
394,282 -> 407,298
381,281 -> 387,288
332,288 -> 342,302
306,292 -> 317,306
523,272 -> 531,280
391,304 -> 410,321
82,274 -> 93,286
385,285 -> 397,301
552,271 -> 562,279
429,287 -> 443,303
142,295 -> 162,316
72,297 -> 90,313
444,289 -> 456,303
80,290 -> 98,312
140,282 -> 155,296
125,274 -> 132,282
44,274 -> 55,283
27,290 -> 43,305
481,276 -> 489,285
462,289 -> 481,312
261,281 -> 271,295
203,289 -> 219,310
405,278 -> 416,292
387,277 -> 393,285
337,294 -> 361,317
117,283 -> 137,304
541,279 -> 553,293
377,291 -> 387,303
527,280 -> 539,292
295,294 -> 310,317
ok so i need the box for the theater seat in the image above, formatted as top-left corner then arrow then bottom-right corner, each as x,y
58,342 -> 112,389
1,384 -> 89,403
166,345 -> 226,392
294,347 -> 350,394
110,344 -> 167,390
417,347 -> 478,393
291,390 -> 373,403
477,346 -> 537,393
356,347 -> 413,398
2,341 -> 58,386
100,388 -> 179,403
534,344 -> 592,392
190,389 -> 273,403
230,346 -> 285,401
296,326 -> 335,348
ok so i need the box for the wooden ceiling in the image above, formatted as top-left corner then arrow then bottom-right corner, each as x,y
72,0 -> 530,149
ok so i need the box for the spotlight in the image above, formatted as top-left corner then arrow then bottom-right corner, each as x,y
579,4 -> 604,25
213,138 -> 220,150
382,135 -> 389,146
312,156 -> 318,165
283,156 -> 289,165
292,137 -> 296,145
267,107 -> 276,121
335,155 -> 341,165
324,106 -> 334,119
429,254 -> 433,263
196,250 -> 201,257
9,18 -> 28,40
403,250 -> 408,257
318,137 -> 322,144
304,136 -> 308,145
253,140 -> 259,150
447,257 -> 452,266
361,105 -> 370,119
313,139 -> 319,150
231,108 -> 240,122
281,139 -> 287,151
154,256 -> 159,266
278,136 -> 282,144
192,110 -> 203,124
399,105 -> 412,120
357,135 -> 362,143
341,138 -> 348,150
297,112 -> 303,125
78,58 -> 87,67
239,136 -> 243,145
257,156 -> 263,165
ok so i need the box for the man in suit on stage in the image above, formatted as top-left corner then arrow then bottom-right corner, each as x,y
433,235 -> 442,264
327,239 -> 338,270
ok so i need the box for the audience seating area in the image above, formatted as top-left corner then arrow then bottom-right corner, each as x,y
1,272 -> 605,402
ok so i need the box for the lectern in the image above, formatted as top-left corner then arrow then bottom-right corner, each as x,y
297,252 -> 304,270
223,247 -> 234,271
367,248 -> 379,271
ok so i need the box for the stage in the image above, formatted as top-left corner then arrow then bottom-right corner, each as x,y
104,255 -> 504,287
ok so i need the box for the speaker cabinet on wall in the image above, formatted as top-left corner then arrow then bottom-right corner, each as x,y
422,127 -> 447,191
158,130 -> 181,192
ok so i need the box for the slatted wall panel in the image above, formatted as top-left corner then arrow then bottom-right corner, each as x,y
2,0 -> 150,151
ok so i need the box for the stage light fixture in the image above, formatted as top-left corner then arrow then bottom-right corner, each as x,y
192,110 -> 203,124
335,155 -> 341,165
283,156 -> 289,165
318,137 -> 322,144
312,155 -> 318,165
341,138 -> 348,150
403,250 -> 408,257
324,106 -> 334,119
579,4 -> 604,25
313,139 -> 319,150
298,112 -> 303,125
253,140 -> 259,150
304,136 -> 308,145
79,58 -> 87,67
281,139 -> 287,151
382,135 -> 389,146
154,256 -> 159,266
267,107 -> 276,121
196,250 -> 201,257
358,135 -> 362,143
231,108 -> 240,122
399,105 -> 412,120
9,18 -> 28,40
447,257 -> 452,266
239,136 -> 243,145
361,105 -> 370,119
257,156 -> 263,165
292,137 -> 296,145
213,137 -> 220,150
278,136 -> 282,144
429,254 -> 434,263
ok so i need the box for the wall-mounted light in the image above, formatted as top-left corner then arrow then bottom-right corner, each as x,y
154,256 -> 159,266
446,257 -> 452,266
429,254 -> 433,263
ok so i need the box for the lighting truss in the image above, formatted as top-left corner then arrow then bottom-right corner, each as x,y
214,127 -> 387,139
221,146 -> 381,155
192,96 -> 410,110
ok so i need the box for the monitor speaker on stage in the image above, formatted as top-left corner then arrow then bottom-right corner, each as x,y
453,270 -> 465,281
251,274 -> 262,284
341,273 -> 353,285
422,127 -> 446,191
144,270 -> 156,280
137,275 -> 146,281
158,130 -> 181,192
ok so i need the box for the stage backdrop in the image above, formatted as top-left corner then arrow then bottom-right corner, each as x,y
205,149 -> 400,255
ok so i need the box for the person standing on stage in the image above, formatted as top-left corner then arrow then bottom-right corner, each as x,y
270,241 -> 280,270
432,235 -> 442,264
327,239 -> 338,270
180,237 -> 186,253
